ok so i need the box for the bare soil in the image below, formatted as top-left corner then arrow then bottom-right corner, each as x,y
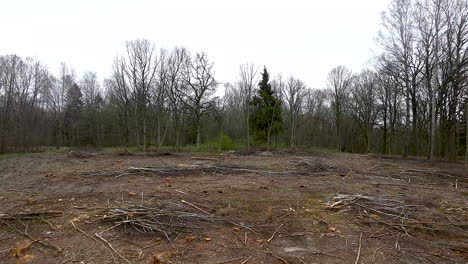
0,150 -> 466,264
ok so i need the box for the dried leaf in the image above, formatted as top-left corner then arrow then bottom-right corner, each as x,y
185,234 -> 196,244
20,254 -> 35,263
153,252 -> 171,264
205,237 -> 212,242
11,242 -> 32,258
128,192 -> 137,196
255,239 -> 266,244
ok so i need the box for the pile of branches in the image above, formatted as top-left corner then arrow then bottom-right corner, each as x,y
82,164 -> 308,178
0,211 -> 63,220
116,150 -> 173,157
128,165 -> 289,176
66,151 -> 97,159
326,194 -> 419,220
293,157 -> 332,171
99,201 -> 222,235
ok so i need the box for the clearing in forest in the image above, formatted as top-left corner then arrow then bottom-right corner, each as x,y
0,150 -> 466,263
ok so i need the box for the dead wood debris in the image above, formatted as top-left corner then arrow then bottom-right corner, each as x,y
191,156 -> 218,161
0,219 -> 62,253
66,151 -> 96,159
326,194 -> 419,220
0,211 -> 63,220
117,151 -> 173,157
293,157 -> 331,171
128,165 -> 294,176
82,164 -> 301,178
99,201 -> 223,236
325,194 -> 468,242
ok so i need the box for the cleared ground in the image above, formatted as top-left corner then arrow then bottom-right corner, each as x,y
0,150 -> 466,264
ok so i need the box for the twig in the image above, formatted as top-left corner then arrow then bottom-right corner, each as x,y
61,248 -> 87,264
241,256 -> 253,264
95,232 -> 131,264
215,256 -> 244,264
267,223 -> 285,243
0,219 -> 62,253
70,220 -> 97,241
343,170 -> 353,181
354,233 -> 362,264
141,241 -> 161,250
175,189 -> 187,194
69,220 -> 117,263
191,156 -> 218,161
164,231 -> 175,248
404,249 -> 461,263
40,217 -> 58,230
181,199 -> 212,215
270,253 -> 288,264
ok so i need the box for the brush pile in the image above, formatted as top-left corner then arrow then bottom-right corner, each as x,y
99,201 -> 222,235
325,194 -> 419,220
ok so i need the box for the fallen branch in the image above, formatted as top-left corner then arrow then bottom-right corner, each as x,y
0,219 -> 62,253
343,170 -> 353,181
191,156 -> 218,161
267,223 -> 285,243
270,253 -> 288,264
70,220 -> 118,263
95,232 -> 131,264
354,233 -> 362,264
0,211 -> 63,220
181,199 -> 212,215
215,256 -> 244,264
241,256 -> 253,264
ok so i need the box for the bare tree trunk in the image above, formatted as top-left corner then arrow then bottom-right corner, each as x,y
157,121 -> 168,151
366,125 -> 371,153
196,121 -> 201,151
143,118 -> 147,150
176,127 -> 180,152
430,0 -> 441,161
157,117 -> 160,151
246,107 -> 250,149
404,87 -> 410,158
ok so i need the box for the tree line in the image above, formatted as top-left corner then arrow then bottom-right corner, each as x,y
0,0 -> 467,161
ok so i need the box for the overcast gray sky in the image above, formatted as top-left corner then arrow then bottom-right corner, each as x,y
1,0 -> 390,91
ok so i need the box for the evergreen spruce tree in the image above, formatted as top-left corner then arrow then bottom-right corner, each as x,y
250,67 -> 283,149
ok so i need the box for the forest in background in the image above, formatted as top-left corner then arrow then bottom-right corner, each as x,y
0,0 -> 467,161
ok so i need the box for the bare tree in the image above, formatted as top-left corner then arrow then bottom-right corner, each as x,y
304,88 -> 328,147
167,47 -> 190,151
414,0 -> 444,159
181,52 -> 217,151
238,63 -> 258,149
282,76 -> 306,148
327,65 -> 352,151
152,48 -> 169,151
124,39 -> 158,149
81,71 -> 102,146
109,56 -> 132,147
380,0 -> 419,157
351,70 -> 379,153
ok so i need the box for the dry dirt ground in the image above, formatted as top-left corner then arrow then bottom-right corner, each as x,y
0,150 -> 466,264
